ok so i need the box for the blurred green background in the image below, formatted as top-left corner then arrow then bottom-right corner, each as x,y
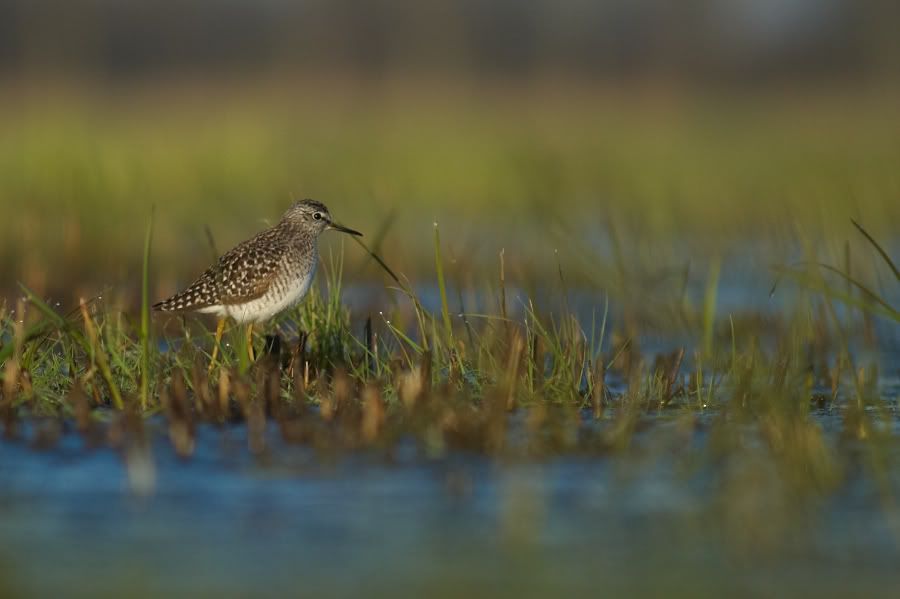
1,0 -> 898,304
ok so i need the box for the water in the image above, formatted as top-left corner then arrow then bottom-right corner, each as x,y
1,410 -> 899,597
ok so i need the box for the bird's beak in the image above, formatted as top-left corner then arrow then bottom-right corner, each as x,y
329,222 -> 363,237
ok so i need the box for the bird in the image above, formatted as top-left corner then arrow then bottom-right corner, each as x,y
153,199 -> 362,368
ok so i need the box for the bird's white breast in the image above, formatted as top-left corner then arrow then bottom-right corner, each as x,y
201,256 -> 317,324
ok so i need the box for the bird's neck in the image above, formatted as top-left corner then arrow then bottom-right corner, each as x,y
281,222 -> 317,252
280,220 -> 311,238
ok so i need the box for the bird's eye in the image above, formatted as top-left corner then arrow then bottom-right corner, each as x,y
313,212 -> 322,220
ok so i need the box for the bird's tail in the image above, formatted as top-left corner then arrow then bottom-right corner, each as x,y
152,288 -> 208,313
152,297 -> 176,312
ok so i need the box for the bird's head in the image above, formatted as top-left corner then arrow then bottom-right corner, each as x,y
282,199 -> 362,237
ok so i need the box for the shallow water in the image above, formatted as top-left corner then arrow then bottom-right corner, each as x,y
3,262 -> 900,596
1,409 -> 899,597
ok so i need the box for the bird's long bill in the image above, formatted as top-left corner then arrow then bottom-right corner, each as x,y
329,222 -> 363,237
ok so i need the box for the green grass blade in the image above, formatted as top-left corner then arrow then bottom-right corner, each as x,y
729,314 -> 737,375
703,257 -> 721,357
852,218 -> 899,282
433,223 -> 454,344
776,267 -> 900,323
788,262 -> 897,315
140,207 -> 155,410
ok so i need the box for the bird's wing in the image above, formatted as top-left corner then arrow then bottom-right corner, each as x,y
214,230 -> 287,305
153,227 -> 286,312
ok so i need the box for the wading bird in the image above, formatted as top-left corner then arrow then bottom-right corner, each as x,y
153,199 -> 362,369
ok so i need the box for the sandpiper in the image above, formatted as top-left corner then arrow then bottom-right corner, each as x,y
153,199 -> 362,367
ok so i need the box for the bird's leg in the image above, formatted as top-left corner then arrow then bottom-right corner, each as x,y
208,318 -> 226,374
246,323 -> 255,362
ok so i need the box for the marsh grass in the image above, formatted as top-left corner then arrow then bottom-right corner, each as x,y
0,220 -> 894,468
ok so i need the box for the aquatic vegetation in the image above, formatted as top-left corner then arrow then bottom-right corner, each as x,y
0,221 -> 895,495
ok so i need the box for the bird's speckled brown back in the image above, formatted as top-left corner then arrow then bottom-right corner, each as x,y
153,204 -> 320,314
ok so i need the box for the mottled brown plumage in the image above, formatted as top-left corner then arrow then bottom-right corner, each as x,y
153,199 -> 361,324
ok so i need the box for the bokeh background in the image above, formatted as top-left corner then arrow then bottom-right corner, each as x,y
2,6 -> 900,598
1,0 -> 898,306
